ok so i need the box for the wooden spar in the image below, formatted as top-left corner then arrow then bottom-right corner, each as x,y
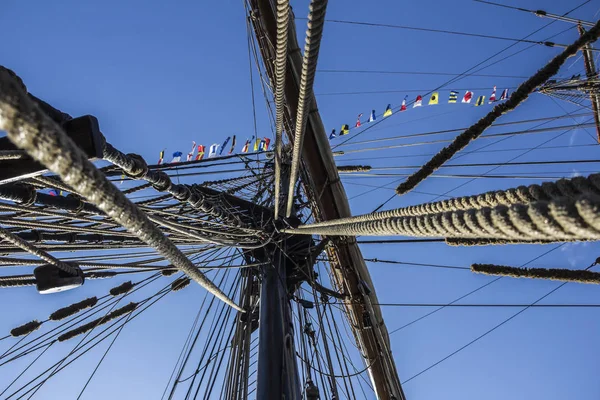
247,1 -> 405,398
578,23 -> 600,143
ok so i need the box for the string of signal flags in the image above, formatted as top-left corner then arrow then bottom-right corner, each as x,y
329,86 -> 509,139
157,136 -> 272,165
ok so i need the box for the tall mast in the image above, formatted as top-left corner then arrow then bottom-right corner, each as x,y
578,23 -> 600,143
247,1 -> 405,398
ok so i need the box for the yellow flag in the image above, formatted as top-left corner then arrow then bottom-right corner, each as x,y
429,92 -> 439,105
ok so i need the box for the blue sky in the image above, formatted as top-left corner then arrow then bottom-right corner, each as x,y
1,0 -> 600,399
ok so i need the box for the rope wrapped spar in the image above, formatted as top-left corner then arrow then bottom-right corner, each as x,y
0,66 -> 243,312
284,194 -> 600,243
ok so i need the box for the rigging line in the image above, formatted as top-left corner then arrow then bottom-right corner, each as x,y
317,69 -> 530,79
338,121 -> 596,155
0,342 -> 54,398
421,116 -> 595,203
388,244 -> 564,336
317,86 -> 519,96
548,95 -> 598,143
0,274 -> 163,364
400,277 -> 579,385
296,17 -> 586,48
333,3 -> 585,150
337,112 -> 594,147
372,110 -> 593,211
364,258 -> 469,270
358,158 -> 600,171
75,310 -> 134,399
246,13 -> 260,141
342,173 -> 585,179
349,303 -> 600,308
13,279 -> 182,400
473,0 -> 596,27
338,143 -> 598,163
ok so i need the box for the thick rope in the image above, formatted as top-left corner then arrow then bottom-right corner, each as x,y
103,143 -> 245,228
286,0 -> 329,217
285,194 -> 600,242
394,18 -> 600,196
0,150 -> 26,160
273,0 -> 290,219
49,297 -> 98,321
109,281 -> 134,296
171,277 -> 191,291
472,263 -> 600,284
0,67 -> 243,312
57,302 -> 137,342
294,173 -> 600,230
337,165 -> 372,173
11,320 -> 42,337
0,227 -> 80,276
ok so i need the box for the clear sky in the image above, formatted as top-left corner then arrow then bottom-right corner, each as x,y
1,0 -> 600,399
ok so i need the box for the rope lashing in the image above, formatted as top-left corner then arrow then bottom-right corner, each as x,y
10,320 -> 41,337
109,281 -> 134,296
0,66 -> 243,312
57,302 -> 137,342
284,194 -> 600,242
286,0 -> 329,218
471,263 -> 600,284
273,0 -> 290,219
337,165 -> 372,173
161,268 -> 178,276
171,277 -> 191,291
293,173 -> 600,230
394,18 -> 600,196
49,297 -> 98,321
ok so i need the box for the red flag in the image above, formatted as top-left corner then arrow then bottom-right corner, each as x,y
355,113 -> 363,128
195,145 -> 205,160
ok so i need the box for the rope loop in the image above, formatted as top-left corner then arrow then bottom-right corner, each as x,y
125,153 -> 149,179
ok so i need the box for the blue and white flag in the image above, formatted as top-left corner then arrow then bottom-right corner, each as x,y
368,110 -> 376,123
208,144 -> 219,158
171,151 -> 183,163
329,129 -> 336,140
219,137 -> 231,155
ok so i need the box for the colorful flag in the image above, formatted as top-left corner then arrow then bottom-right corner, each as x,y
259,139 -> 265,151
254,138 -> 261,151
461,91 -> 473,104
383,104 -> 393,117
196,145 -> 205,160
448,91 -> 458,103
171,151 -> 183,163
49,189 -> 59,197
340,124 -> 350,135
263,138 -> 271,151
400,96 -> 407,111
368,110 -> 376,122
489,86 -> 497,103
329,129 -> 336,140
208,144 -> 219,158
429,92 -> 439,105
158,149 -> 165,165
242,136 -> 254,153
413,95 -> 422,108
220,137 -> 231,155
500,89 -> 509,101
229,135 -> 237,154
475,95 -> 485,106
186,141 -> 196,162
355,113 -> 363,128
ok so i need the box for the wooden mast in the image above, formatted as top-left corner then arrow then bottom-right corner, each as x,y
247,1 -> 406,398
